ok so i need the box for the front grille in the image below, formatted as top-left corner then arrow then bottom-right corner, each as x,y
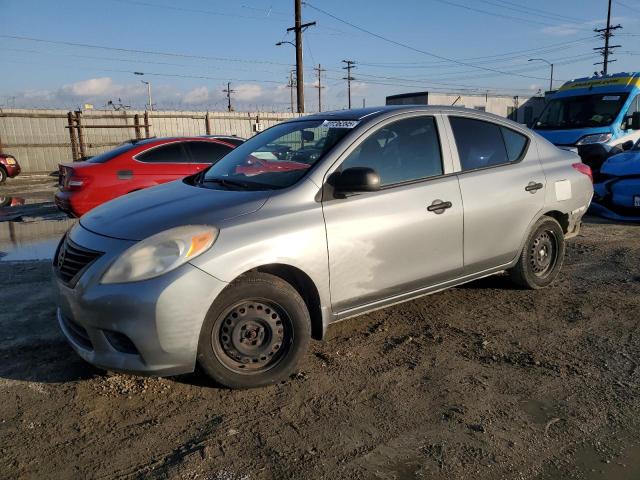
54,236 -> 103,287
60,313 -> 93,350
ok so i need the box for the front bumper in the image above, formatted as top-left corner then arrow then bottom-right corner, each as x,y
53,224 -> 228,376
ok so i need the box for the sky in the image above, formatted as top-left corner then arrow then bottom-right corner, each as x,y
0,0 -> 639,112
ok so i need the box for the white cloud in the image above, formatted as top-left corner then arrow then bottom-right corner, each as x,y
62,77 -> 119,96
183,86 -> 210,104
234,84 -> 264,101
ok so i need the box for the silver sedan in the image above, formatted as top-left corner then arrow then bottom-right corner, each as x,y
53,106 -> 593,388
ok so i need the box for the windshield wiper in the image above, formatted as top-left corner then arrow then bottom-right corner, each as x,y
200,177 -> 253,189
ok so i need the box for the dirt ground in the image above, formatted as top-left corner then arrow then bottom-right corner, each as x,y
1,176 -> 640,480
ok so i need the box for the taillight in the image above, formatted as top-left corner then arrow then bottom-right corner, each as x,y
59,166 -> 89,191
572,162 -> 593,183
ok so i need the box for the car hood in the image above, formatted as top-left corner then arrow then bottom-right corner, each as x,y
80,180 -> 269,241
601,150 -> 640,176
534,127 -> 611,146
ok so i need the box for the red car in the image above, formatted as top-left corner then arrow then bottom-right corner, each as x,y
55,136 -> 238,217
0,153 -> 21,183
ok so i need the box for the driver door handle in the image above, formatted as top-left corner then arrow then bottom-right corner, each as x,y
525,181 -> 544,193
427,200 -> 452,214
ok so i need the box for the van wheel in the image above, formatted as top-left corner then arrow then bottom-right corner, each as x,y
509,216 -> 565,289
197,272 -> 311,389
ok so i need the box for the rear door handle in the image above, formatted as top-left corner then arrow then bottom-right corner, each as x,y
525,181 -> 544,193
427,200 -> 452,214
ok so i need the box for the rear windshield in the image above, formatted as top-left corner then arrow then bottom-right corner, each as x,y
85,143 -> 138,163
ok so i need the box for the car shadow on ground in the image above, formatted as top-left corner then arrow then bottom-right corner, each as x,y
0,336 -> 100,384
457,272 -> 520,290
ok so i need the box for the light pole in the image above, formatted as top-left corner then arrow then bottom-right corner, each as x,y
134,72 -> 153,111
528,58 -> 554,92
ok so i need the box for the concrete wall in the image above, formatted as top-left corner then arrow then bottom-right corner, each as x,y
426,93 -> 546,125
0,109 -> 301,173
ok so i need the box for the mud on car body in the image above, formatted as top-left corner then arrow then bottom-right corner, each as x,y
53,106 -> 593,389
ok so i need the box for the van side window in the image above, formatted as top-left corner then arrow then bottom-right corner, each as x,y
340,116 -> 443,186
624,94 -> 640,129
450,117 -> 527,170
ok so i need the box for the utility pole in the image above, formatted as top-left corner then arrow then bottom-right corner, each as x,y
288,70 -> 296,113
342,60 -> 356,109
594,0 -> 622,75
223,82 -> 235,112
286,0 -> 315,113
314,64 -> 326,112
141,80 -> 152,111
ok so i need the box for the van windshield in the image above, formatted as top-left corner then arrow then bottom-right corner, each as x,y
200,120 -> 353,190
535,93 -> 629,130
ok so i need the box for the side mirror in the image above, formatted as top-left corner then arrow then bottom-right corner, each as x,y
631,112 -> 640,130
330,167 -> 381,197
621,140 -> 634,151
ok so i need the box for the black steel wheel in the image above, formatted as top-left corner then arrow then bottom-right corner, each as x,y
197,272 -> 311,389
212,299 -> 292,374
509,216 -> 565,289
528,230 -> 558,277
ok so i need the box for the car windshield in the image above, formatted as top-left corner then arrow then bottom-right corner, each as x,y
535,93 -> 629,130
200,120 -> 353,189
85,143 -> 138,163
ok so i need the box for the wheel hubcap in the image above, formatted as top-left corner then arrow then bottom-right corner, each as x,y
214,301 -> 288,372
529,230 -> 556,276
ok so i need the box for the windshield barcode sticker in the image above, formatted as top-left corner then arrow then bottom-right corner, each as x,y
321,120 -> 359,128
602,95 -> 620,101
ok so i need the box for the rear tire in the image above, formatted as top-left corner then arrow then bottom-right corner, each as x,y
509,216 -> 565,289
197,272 -> 311,389
0,166 -> 6,184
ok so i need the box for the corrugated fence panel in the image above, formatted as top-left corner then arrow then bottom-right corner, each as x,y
0,109 -> 301,173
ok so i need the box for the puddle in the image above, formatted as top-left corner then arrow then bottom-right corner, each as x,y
574,441 -> 640,480
0,218 -> 76,261
0,237 -> 62,261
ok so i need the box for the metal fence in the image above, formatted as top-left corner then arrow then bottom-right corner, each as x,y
0,109 -> 301,173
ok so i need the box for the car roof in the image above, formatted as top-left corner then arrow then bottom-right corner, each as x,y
124,136 -> 235,147
293,105 -> 520,128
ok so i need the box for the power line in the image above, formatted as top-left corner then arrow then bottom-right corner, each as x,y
430,0 -> 592,29
0,34 -> 293,66
108,0 -> 286,22
356,37 -> 595,68
303,2 -> 572,81
485,0 -> 586,23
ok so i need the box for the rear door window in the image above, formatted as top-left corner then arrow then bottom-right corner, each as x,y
449,117 -> 528,170
186,141 -> 233,164
136,142 -> 188,163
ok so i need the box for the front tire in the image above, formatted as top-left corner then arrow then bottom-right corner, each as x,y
509,216 -> 565,289
197,272 -> 311,389
0,166 -> 6,184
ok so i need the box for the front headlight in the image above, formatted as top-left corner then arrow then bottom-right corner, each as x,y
101,225 -> 217,284
576,133 -> 612,145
